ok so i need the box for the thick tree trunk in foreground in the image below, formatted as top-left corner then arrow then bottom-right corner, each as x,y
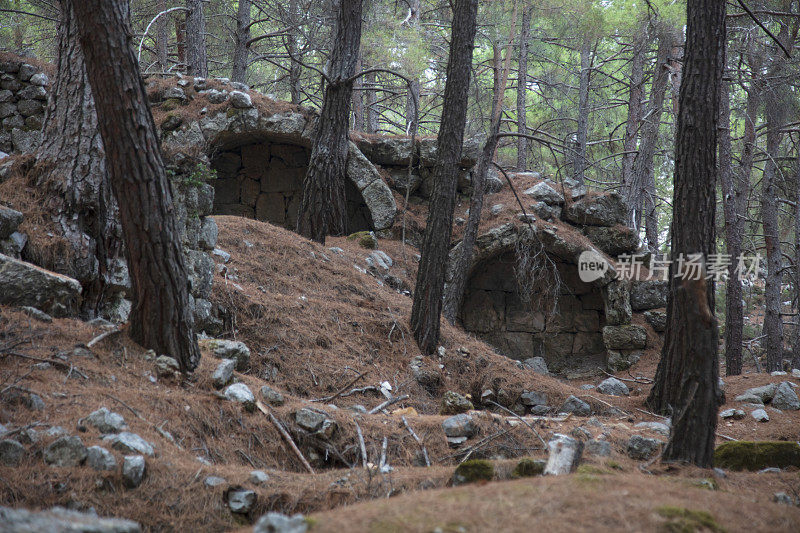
646,0 -> 724,467
516,4 -> 531,170
411,0 -> 478,354
296,0 -> 362,243
620,23 -> 647,224
185,0 -> 208,77
34,0 -> 122,314
573,41 -> 591,184
231,0 -> 251,84
71,0 -> 200,372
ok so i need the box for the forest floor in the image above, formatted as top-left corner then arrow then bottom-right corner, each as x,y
1,216 -> 799,532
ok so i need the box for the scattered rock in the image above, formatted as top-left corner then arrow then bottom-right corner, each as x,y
606,350 -> 641,372
714,441 -> 800,471
199,339 -> 251,371
346,231 -> 378,250
544,434 -> 583,475
0,439 -> 24,466
122,455 -> 145,488
634,421 -> 670,437
440,390 -> 474,415
442,414 -> 476,439
626,435 -> 663,460
523,181 -> 564,205
260,385 -> 285,406
0,506 -> 140,533
490,204 -> 504,216
253,512 -> 308,533
21,306 -> 52,322
86,407 -> 127,434
751,408 -> 769,422
452,459 -> 494,485
365,250 -> 393,272
773,492 -> 796,505
226,486 -> 257,514
86,446 -> 117,471
44,436 -> 87,467
104,432 -> 155,457
204,476 -> 227,487
0,205 -> 23,239
585,439 -> 612,457
154,355 -> 180,377
520,390 -> 547,407
224,383 -> 255,411
643,310 -> 667,332
522,356 -> 549,375
249,470 -> 269,485
0,253 -> 82,317
771,382 -> 800,410
559,395 -> 591,416
212,359 -> 236,389
629,280 -> 667,311
720,408 -> 745,420
596,377 -> 629,396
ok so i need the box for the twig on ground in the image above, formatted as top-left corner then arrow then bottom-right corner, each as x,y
368,394 -> 409,415
401,415 -> 431,466
86,328 -> 122,348
354,420 -> 368,468
312,370 -> 369,403
256,400 -> 315,474
486,400 -> 547,447
3,351 -> 87,379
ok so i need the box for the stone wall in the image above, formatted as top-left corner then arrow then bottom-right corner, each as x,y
211,141 -> 372,232
0,58 -> 47,156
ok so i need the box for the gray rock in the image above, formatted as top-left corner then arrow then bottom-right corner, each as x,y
226,486 -> 257,514
559,395 -> 591,416
86,407 -> 127,434
441,390 -> 474,415
164,86 -> 186,101
643,310 -> 667,332
606,350 -> 641,372
212,359 -> 236,389
523,181 -> 564,205
485,175 -> 504,193
520,391 -> 547,407
86,446 -> 117,471
254,512 -> 308,533
522,356 -> 549,375
104,432 -> 154,456
122,455 -> 145,488
365,250 -> 393,272
544,434 -> 583,475
17,99 -> 42,117
17,84 -> 46,101
44,436 -> 87,467
585,439 -> 611,457
154,355 -> 180,377
773,492 -> 796,505
634,421 -> 670,437
720,408 -> 745,420
771,382 -> 800,410
249,470 -> 269,485
602,280 -> 632,326
198,217 -> 218,250
45,426 -> 69,438
0,439 -> 24,466
490,204 -> 504,216
580,384 -> 595,390
224,383 -> 255,410
260,385 -> 285,406
21,306 -> 52,322
530,201 -> 562,221
602,325 -> 647,350
29,72 -> 49,86
294,408 -> 331,433
751,408 -> 769,422
735,384 -> 777,404
0,506 -> 140,533
0,253 -> 82,316
199,338 -> 251,371
626,435 -> 663,460
562,177 -> 587,199
517,213 -> 536,223
204,476 -> 227,487
597,377 -> 630,396
18,63 -> 37,81
565,192 -> 627,226
0,205 -> 23,239
230,90 -> 253,109
630,280 -> 668,311
442,414 -> 476,438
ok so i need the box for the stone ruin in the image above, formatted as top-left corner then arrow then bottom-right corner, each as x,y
0,57 -> 48,156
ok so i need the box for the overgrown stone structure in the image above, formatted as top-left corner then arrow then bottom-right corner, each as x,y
0,57 -> 47,155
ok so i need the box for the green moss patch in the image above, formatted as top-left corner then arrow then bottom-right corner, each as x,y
512,458 -> 545,478
656,506 -> 726,533
714,441 -> 800,471
452,459 -> 494,485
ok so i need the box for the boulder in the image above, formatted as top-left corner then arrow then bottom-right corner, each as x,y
585,439 -> 612,457
522,356 -> 549,375
0,205 -> 23,239
122,455 -> 145,488
771,382 -> 800,410
581,225 -> 638,256
86,407 -> 127,434
44,436 -> 87,467
530,201 -> 562,221
212,359 -> 236,389
630,280 -> 667,311
154,355 -> 180,377
559,395 -> 591,416
87,446 -> 117,471
626,435 -> 663,460
523,181 -> 564,205
199,339 -> 251,371
544,434 -> 583,475
602,325 -> 647,350
520,390 -> 548,407
440,391 -> 474,415
565,193 -> 627,226
751,408 -> 769,422
734,384 -> 777,405
596,377 -> 629,396
224,383 -> 255,411
720,408 -> 745,420
602,280 -> 631,326
0,506 -> 140,533
714,441 -> 800,471
441,414 -> 476,438
0,253 -> 82,316
229,91 -> 253,109
104,432 -> 154,457
643,310 -> 667,332
249,470 -> 269,485
634,421 -> 670,437
226,486 -> 257,514
260,385 -> 285,406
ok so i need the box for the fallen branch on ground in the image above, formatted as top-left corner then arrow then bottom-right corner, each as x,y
256,400 -> 315,474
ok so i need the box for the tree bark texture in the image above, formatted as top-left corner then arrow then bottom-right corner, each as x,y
572,41 -> 591,184
516,4 -> 531,170
156,0 -> 168,71
185,0 -> 208,77
404,0 -> 421,134
621,23 -> 647,229
646,0 -> 724,467
71,0 -> 201,372
410,0 -> 478,354
231,0 -> 251,84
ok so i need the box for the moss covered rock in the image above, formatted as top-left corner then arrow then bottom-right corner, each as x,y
346,231 -> 378,249
452,459 -> 494,485
714,441 -> 800,471
512,458 -> 546,478
655,506 -> 725,533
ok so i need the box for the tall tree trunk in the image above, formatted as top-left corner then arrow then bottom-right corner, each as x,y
231,0 -> 251,84
71,0 -> 200,373
573,40 -> 591,184
296,0 -> 363,243
646,0 -> 724,467
411,0 -> 478,354
287,0 -> 302,104
175,18 -> 186,68
352,49 -> 365,130
365,69 -> 379,133
156,0 -> 168,71
632,26 -> 674,249
405,0 -> 421,134
185,0 -> 208,77
442,0 -> 517,325
794,160 -> 800,369
33,0 -> 122,315
620,23 -> 647,227
516,4 -> 531,170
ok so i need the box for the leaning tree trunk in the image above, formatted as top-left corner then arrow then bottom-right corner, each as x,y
410,0 -> 478,354
296,0 -> 362,243
646,0 -> 724,468
620,22 -> 647,223
231,0 -> 251,84
71,0 -> 200,373
442,0 -> 517,325
185,0 -> 208,77
573,40 -> 591,184
516,4 -> 531,170
631,26 -> 674,245
33,0 -> 122,315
